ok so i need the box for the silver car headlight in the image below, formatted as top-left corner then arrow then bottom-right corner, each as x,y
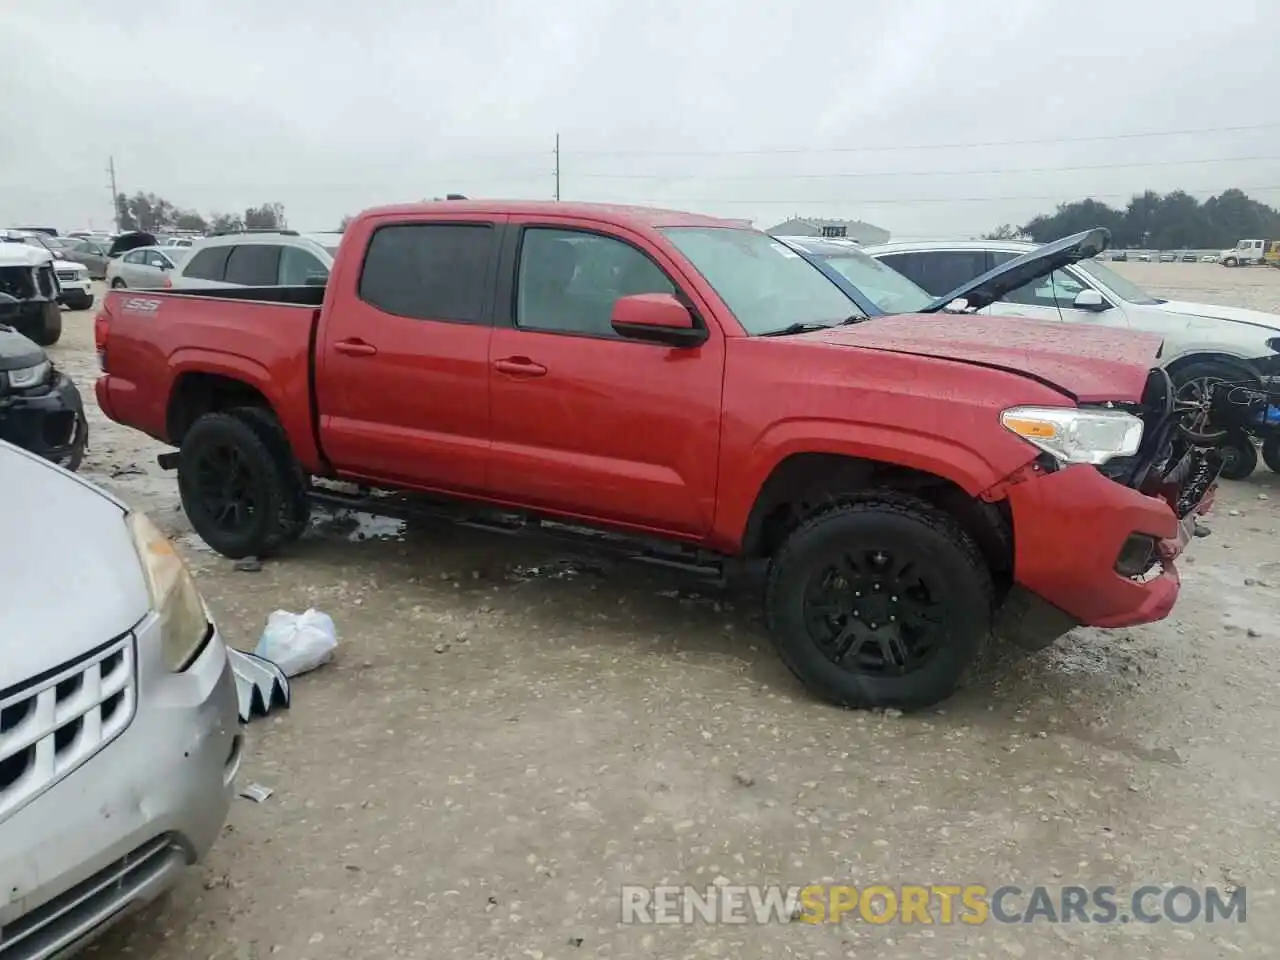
1001,406 -> 1144,466
127,511 -> 211,671
7,360 -> 51,389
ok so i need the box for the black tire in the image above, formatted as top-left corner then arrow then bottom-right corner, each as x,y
229,406 -> 312,544
67,294 -> 94,312
177,409 -> 307,558
1171,359 -> 1259,443
111,278 -> 126,288
31,307 -> 62,346
764,493 -> 993,711
1218,432 -> 1259,481
53,412 -> 89,473
1223,257 -> 1238,267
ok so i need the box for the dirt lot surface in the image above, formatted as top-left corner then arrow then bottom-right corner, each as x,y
53,264 -> 1280,958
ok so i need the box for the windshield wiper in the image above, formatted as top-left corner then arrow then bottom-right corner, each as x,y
837,314 -> 869,325
759,321 -> 838,337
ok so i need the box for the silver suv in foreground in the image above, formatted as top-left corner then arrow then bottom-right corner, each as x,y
0,441 -> 241,959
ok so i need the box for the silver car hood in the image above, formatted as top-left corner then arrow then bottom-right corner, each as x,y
0,443 -> 151,686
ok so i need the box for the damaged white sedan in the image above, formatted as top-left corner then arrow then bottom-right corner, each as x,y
0,440 -> 241,959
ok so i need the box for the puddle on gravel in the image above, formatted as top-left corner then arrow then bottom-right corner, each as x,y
307,508 -> 407,542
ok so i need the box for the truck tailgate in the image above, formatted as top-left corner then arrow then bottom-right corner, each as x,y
95,290 -> 323,470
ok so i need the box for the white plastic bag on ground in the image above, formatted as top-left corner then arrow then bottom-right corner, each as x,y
254,608 -> 337,677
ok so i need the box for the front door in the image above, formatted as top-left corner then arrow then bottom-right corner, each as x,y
315,216 -> 502,494
486,221 -> 725,537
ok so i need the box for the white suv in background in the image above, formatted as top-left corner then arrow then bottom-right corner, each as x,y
170,231 -> 341,290
0,230 -> 94,311
862,238 -> 1280,394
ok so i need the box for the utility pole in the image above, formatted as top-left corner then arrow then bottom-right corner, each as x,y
554,133 -> 560,201
106,156 -> 120,230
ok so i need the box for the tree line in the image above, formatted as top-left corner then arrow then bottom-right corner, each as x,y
984,188 -> 1280,249
114,192 -> 289,235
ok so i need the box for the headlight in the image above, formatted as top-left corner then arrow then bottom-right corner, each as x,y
126,511 -> 211,671
76,266 -> 90,279
1001,406 -> 1144,465
7,360 -> 51,390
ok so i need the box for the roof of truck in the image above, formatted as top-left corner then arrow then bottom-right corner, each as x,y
359,200 -> 752,230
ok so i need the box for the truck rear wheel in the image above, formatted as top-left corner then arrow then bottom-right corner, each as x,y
177,410 -> 309,558
764,494 -> 993,711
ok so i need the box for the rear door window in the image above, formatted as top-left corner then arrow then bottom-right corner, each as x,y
224,244 -> 282,286
183,246 -> 232,281
876,250 -> 992,297
358,223 -> 494,323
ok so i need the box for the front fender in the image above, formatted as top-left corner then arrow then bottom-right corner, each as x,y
709,417 -> 1029,553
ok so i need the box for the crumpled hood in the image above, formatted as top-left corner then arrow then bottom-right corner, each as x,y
0,443 -> 150,685
0,245 -> 52,268
812,313 -> 1163,403
1150,299 -> 1280,334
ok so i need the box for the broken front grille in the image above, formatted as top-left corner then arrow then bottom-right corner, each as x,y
0,636 -> 136,822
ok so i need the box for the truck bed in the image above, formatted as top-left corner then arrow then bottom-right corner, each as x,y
95,286 -> 326,470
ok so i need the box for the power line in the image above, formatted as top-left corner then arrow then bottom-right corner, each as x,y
613,185 -> 1280,206
570,155 -> 1280,182
566,122 -> 1280,158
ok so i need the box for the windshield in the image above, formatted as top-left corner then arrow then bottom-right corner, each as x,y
1074,258 -> 1163,305
817,249 -> 934,314
661,227 -> 855,335
166,248 -> 192,264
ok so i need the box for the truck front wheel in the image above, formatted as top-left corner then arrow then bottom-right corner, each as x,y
177,410 -> 309,558
764,495 -> 993,711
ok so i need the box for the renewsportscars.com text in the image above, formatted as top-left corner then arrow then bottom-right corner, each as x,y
620,883 -> 1246,925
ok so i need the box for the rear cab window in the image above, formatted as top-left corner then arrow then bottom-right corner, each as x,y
358,223 -> 495,322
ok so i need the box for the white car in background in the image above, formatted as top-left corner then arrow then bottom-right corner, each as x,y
171,231 -> 340,290
862,237 -> 1280,397
0,440 -> 240,959
0,230 -> 94,311
105,245 -> 191,289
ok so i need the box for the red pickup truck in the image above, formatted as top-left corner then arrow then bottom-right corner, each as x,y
94,202 -> 1216,709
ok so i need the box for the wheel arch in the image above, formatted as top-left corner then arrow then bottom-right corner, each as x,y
738,451 -> 1013,585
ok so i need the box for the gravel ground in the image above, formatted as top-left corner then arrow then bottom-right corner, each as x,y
49,263 -> 1280,959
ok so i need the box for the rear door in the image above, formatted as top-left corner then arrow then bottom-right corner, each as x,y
485,217 -> 725,536
315,215 -> 502,493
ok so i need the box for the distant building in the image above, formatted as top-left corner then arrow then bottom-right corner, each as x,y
766,217 -> 890,245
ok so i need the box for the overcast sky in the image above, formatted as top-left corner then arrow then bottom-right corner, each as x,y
2,0 -> 1277,237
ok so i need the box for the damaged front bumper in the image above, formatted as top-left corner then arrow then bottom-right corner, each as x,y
997,442 -> 1219,649
0,372 -> 88,465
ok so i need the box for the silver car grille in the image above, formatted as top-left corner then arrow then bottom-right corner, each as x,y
0,636 -> 136,822
54,270 -> 76,282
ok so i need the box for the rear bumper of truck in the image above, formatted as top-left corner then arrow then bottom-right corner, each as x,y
1002,457 -> 1213,632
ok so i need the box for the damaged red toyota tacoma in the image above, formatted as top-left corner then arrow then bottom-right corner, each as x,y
93,203 -> 1218,709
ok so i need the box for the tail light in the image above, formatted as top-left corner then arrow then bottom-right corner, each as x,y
93,305 -> 110,372
162,275 -> 172,289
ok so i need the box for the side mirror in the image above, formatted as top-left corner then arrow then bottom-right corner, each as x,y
610,293 -> 707,348
1072,289 -> 1109,312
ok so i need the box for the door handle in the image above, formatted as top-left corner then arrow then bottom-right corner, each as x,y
334,338 -> 377,357
493,357 -> 547,377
